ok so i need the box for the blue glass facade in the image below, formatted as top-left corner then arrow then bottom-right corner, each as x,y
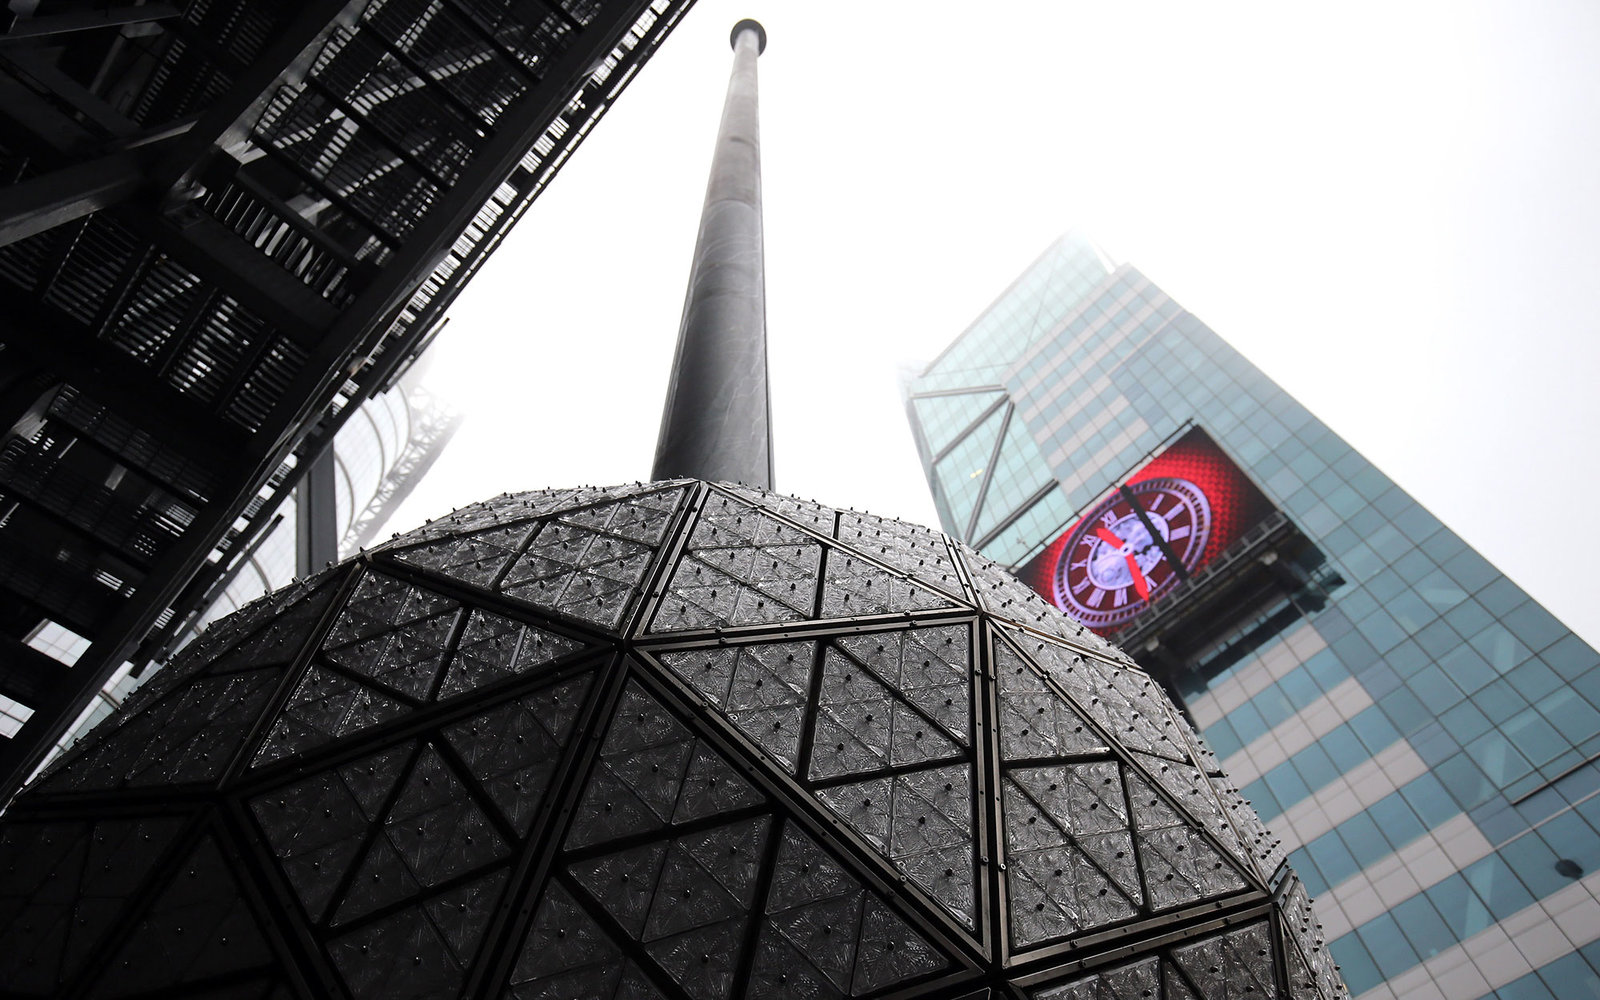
906,235 -> 1600,1000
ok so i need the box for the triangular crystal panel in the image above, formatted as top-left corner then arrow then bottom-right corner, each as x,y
93,573 -> 339,733
1123,770 -> 1249,911
820,546 -> 957,619
496,486 -> 685,631
751,821 -> 954,999
442,673 -> 593,836
995,642 -> 1108,762
250,744 -> 410,920
91,837 -> 273,994
835,510 -> 970,602
1279,875 -> 1345,999
566,680 -> 763,850
325,572 -> 457,649
851,895 -> 948,993
436,609 -> 588,699
511,882 -> 669,999
391,483 -> 675,547
833,625 -> 973,746
1005,628 -> 1193,763
1002,763 -> 1142,943
1169,921 -> 1278,1000
1032,955 -> 1160,999
656,640 -> 817,772
0,816 -> 186,994
1130,750 -> 1260,883
334,744 -> 509,924
722,482 -> 840,535
328,899 -> 472,999
41,666 -> 282,791
324,607 -> 458,701
252,664 -> 411,767
815,763 -> 978,929
389,521 -> 541,589
809,648 -> 960,780
651,493 -> 822,632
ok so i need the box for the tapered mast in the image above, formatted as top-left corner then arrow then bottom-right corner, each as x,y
651,19 -> 772,488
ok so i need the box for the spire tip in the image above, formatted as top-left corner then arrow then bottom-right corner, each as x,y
730,18 -> 766,54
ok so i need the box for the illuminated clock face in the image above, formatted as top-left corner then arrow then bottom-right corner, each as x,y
1052,477 -> 1212,629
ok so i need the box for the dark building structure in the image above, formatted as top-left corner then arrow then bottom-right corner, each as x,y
0,0 -> 696,801
27,368 -> 459,765
906,235 -> 1600,999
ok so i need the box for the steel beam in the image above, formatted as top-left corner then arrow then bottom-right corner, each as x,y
295,446 -> 339,575
652,20 -> 772,489
0,6 -> 180,41
0,153 -> 144,248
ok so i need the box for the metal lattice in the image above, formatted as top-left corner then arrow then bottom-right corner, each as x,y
0,481 -> 1348,999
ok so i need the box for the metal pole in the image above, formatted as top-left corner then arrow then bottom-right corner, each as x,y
651,19 -> 772,489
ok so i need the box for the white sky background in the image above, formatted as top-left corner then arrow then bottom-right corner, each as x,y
390,1 -> 1600,649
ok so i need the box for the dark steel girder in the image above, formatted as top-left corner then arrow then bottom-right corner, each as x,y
0,152 -> 146,248
0,5 -> 182,42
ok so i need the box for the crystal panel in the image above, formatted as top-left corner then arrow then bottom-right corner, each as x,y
833,625 -> 973,746
442,673 -> 593,835
995,642 -> 1107,761
1033,956 -> 1159,1000
652,493 -> 822,631
92,837 -> 273,995
251,745 -> 410,920
1170,921 -> 1278,1000
436,609 -> 589,699
819,547 -> 954,618
1123,771 -> 1248,911
810,649 -> 959,779
506,882 -> 663,1000
253,664 -> 411,766
0,816 -> 186,994
334,743 -> 509,924
815,763 -> 977,929
566,680 -> 763,850
1003,763 -> 1141,943
657,640 -> 816,771
836,509 -> 968,601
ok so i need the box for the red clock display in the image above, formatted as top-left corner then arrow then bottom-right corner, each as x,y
1017,426 -> 1276,636
1054,478 -> 1211,629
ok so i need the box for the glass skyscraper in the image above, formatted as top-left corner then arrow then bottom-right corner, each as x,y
906,234 -> 1600,1000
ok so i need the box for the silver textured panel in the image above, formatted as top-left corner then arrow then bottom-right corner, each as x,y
0,481 -> 1343,999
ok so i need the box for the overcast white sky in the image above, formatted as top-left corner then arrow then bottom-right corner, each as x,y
390,2 -> 1600,649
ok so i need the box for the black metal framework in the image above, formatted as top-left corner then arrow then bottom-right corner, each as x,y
0,481 -> 1348,999
0,0 -> 698,801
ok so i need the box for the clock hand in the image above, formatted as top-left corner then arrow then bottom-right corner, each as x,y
1093,525 -> 1153,600
1093,525 -> 1127,550
1124,554 -> 1151,600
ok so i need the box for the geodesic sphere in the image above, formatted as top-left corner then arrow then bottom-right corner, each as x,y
1,481 -> 1347,999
